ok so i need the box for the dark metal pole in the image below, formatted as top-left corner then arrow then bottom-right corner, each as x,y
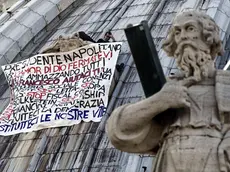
124,21 -> 166,97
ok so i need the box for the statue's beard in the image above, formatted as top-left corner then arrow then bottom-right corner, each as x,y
174,41 -> 212,82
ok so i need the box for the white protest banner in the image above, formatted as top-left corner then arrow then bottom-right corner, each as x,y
0,42 -> 122,136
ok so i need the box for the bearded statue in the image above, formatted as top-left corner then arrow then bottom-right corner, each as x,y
106,11 -> 230,172
163,11 -> 223,83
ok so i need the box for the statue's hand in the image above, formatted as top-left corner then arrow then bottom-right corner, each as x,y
158,81 -> 190,109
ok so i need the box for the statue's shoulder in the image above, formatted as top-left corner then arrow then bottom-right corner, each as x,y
216,70 -> 230,84
215,70 -> 230,115
216,69 -> 230,76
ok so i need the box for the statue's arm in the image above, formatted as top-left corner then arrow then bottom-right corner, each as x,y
106,92 -> 168,154
106,81 -> 189,154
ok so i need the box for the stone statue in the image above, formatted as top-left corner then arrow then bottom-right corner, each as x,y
106,11 -> 230,172
42,33 -> 89,53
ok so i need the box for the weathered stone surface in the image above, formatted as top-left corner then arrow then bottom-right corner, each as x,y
1,0 -> 230,172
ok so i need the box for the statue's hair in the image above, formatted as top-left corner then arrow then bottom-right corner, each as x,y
42,33 -> 87,53
162,11 -> 223,59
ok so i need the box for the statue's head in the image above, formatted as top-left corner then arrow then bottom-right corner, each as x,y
42,33 -> 88,53
162,11 -> 223,81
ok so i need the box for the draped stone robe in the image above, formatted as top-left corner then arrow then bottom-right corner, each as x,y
106,70 -> 230,172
